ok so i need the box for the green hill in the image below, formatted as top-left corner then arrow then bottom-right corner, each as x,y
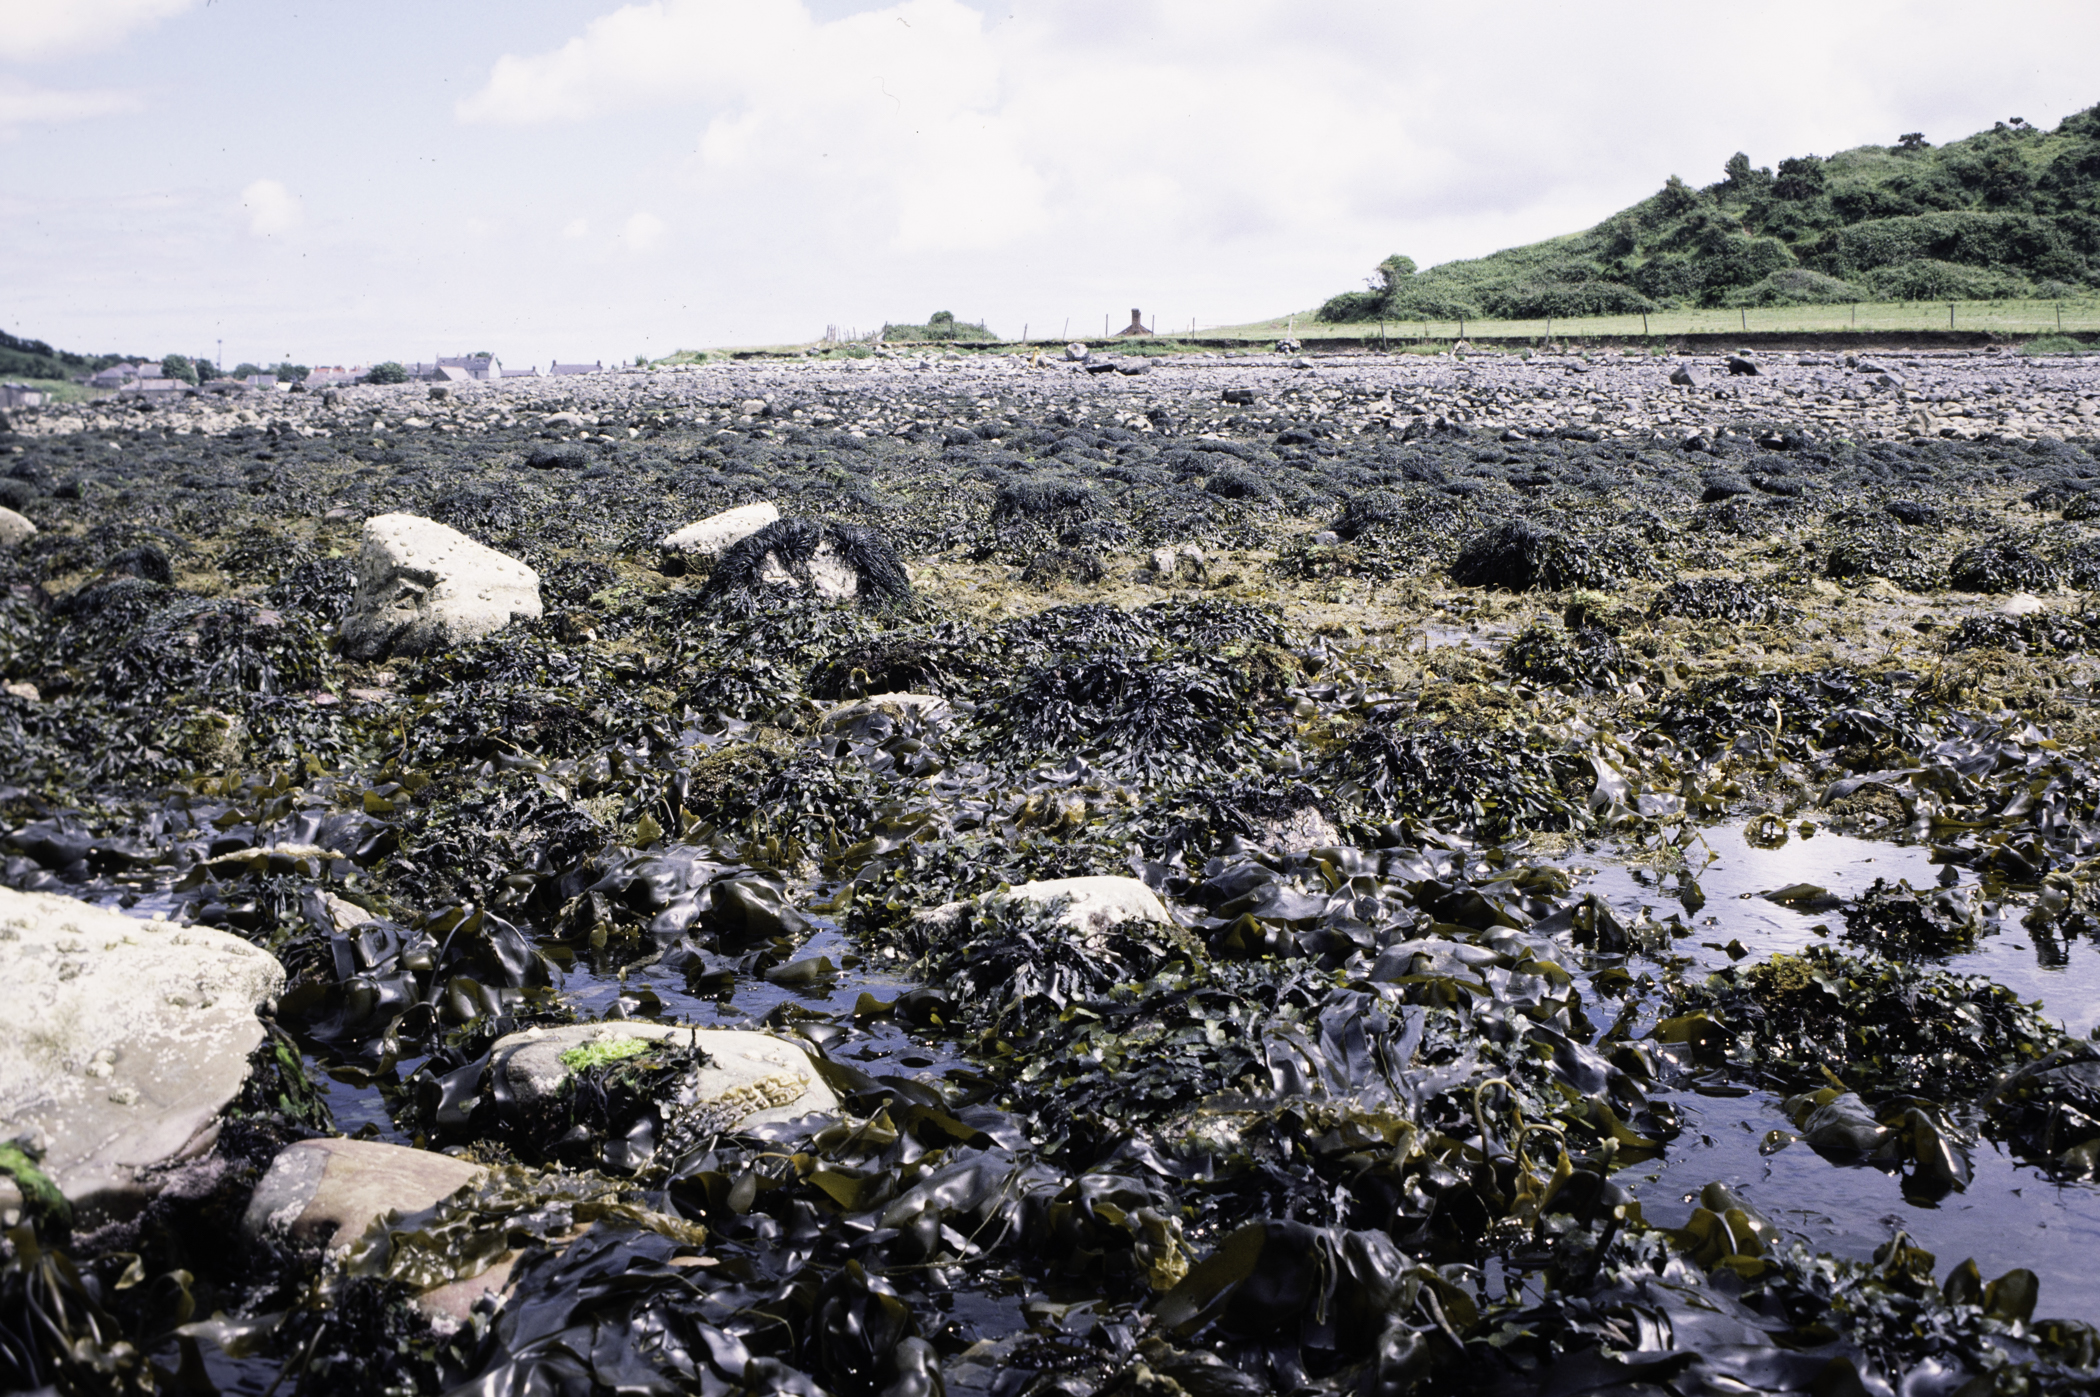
1318,105 -> 2100,323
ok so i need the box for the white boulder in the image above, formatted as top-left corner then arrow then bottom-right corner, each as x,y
0,506 -> 34,548
338,512 -> 542,659
0,887 -> 284,1218
918,875 -> 1172,946
661,501 -> 779,561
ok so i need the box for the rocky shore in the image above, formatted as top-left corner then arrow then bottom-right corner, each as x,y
4,344 -> 2100,1395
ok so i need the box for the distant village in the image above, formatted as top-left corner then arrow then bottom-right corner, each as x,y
0,351 -> 611,409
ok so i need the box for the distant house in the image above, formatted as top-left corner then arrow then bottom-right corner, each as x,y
1113,309 -> 1153,338
550,361 -> 603,376
120,377 -> 187,398
501,364 -> 542,379
436,354 -> 502,382
88,362 -> 145,389
241,374 -> 290,392
0,383 -> 46,408
305,367 -> 359,388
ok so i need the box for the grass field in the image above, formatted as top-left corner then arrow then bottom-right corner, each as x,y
1203,298 -> 2100,345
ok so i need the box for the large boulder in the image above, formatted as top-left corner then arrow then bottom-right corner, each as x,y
488,1024 -> 839,1134
0,506 -> 34,548
338,512 -> 542,660
0,887 -> 284,1219
661,502 -> 780,569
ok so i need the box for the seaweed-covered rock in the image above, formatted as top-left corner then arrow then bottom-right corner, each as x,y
1950,538 -> 2060,594
1500,622 -> 1630,688
701,516 -> 910,607
1840,877 -> 1982,958
1649,577 -> 1783,623
338,512 -> 543,659
1449,518 -> 1650,592
0,886 -> 284,1218
659,501 -> 779,569
488,1023 -> 837,1138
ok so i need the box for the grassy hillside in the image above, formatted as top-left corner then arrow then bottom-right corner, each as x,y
1319,104 -> 2100,323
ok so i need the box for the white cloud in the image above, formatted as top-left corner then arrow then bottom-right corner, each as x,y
562,217 -> 591,239
0,77 -> 139,130
240,178 -> 302,236
621,211 -> 667,250
0,0 -> 195,62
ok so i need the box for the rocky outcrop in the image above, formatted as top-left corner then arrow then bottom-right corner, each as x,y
338,512 -> 542,659
0,887 -> 284,1219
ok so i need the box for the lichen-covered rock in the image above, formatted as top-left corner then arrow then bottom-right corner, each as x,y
338,512 -> 541,659
0,886 -> 284,1218
917,875 -> 1172,944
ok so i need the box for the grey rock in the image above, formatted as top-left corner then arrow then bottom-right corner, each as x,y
0,887 -> 284,1219
1725,355 -> 1761,376
1064,343 -> 1090,363
1668,366 -> 1695,387
338,513 -> 543,660
0,506 -> 35,548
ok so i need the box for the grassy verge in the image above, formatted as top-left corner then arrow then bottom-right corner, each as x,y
1208,298 -> 2100,344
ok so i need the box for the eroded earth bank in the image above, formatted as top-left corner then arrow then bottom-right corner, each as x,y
6,343 -> 2100,1394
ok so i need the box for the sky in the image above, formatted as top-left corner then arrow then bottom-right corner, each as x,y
3,0 -> 2098,370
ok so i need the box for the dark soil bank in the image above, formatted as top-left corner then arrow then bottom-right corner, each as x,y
7,346 -> 2100,1394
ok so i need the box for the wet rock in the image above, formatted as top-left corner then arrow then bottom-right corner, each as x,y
824,692 -> 953,729
0,886 -> 284,1218
487,1024 -> 839,1132
660,501 -> 781,566
242,1137 -> 482,1252
918,875 -> 1172,944
338,512 -> 543,660
0,505 -> 34,547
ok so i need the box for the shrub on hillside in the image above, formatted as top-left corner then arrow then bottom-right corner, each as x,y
1723,268 -> 1867,307
365,362 -> 409,384
1863,259 -> 2032,301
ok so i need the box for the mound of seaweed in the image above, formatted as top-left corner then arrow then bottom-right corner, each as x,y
1450,518 -> 1655,592
1649,576 -> 1786,623
700,515 -> 913,609
1501,622 -> 1632,689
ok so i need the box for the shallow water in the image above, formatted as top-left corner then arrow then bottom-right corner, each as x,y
1571,821 -> 2100,1321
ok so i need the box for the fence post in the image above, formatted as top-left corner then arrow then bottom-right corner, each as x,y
1949,303 -> 1955,330
1740,308 -> 1747,333
1641,311 -> 1649,336
2057,302 -> 2063,331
